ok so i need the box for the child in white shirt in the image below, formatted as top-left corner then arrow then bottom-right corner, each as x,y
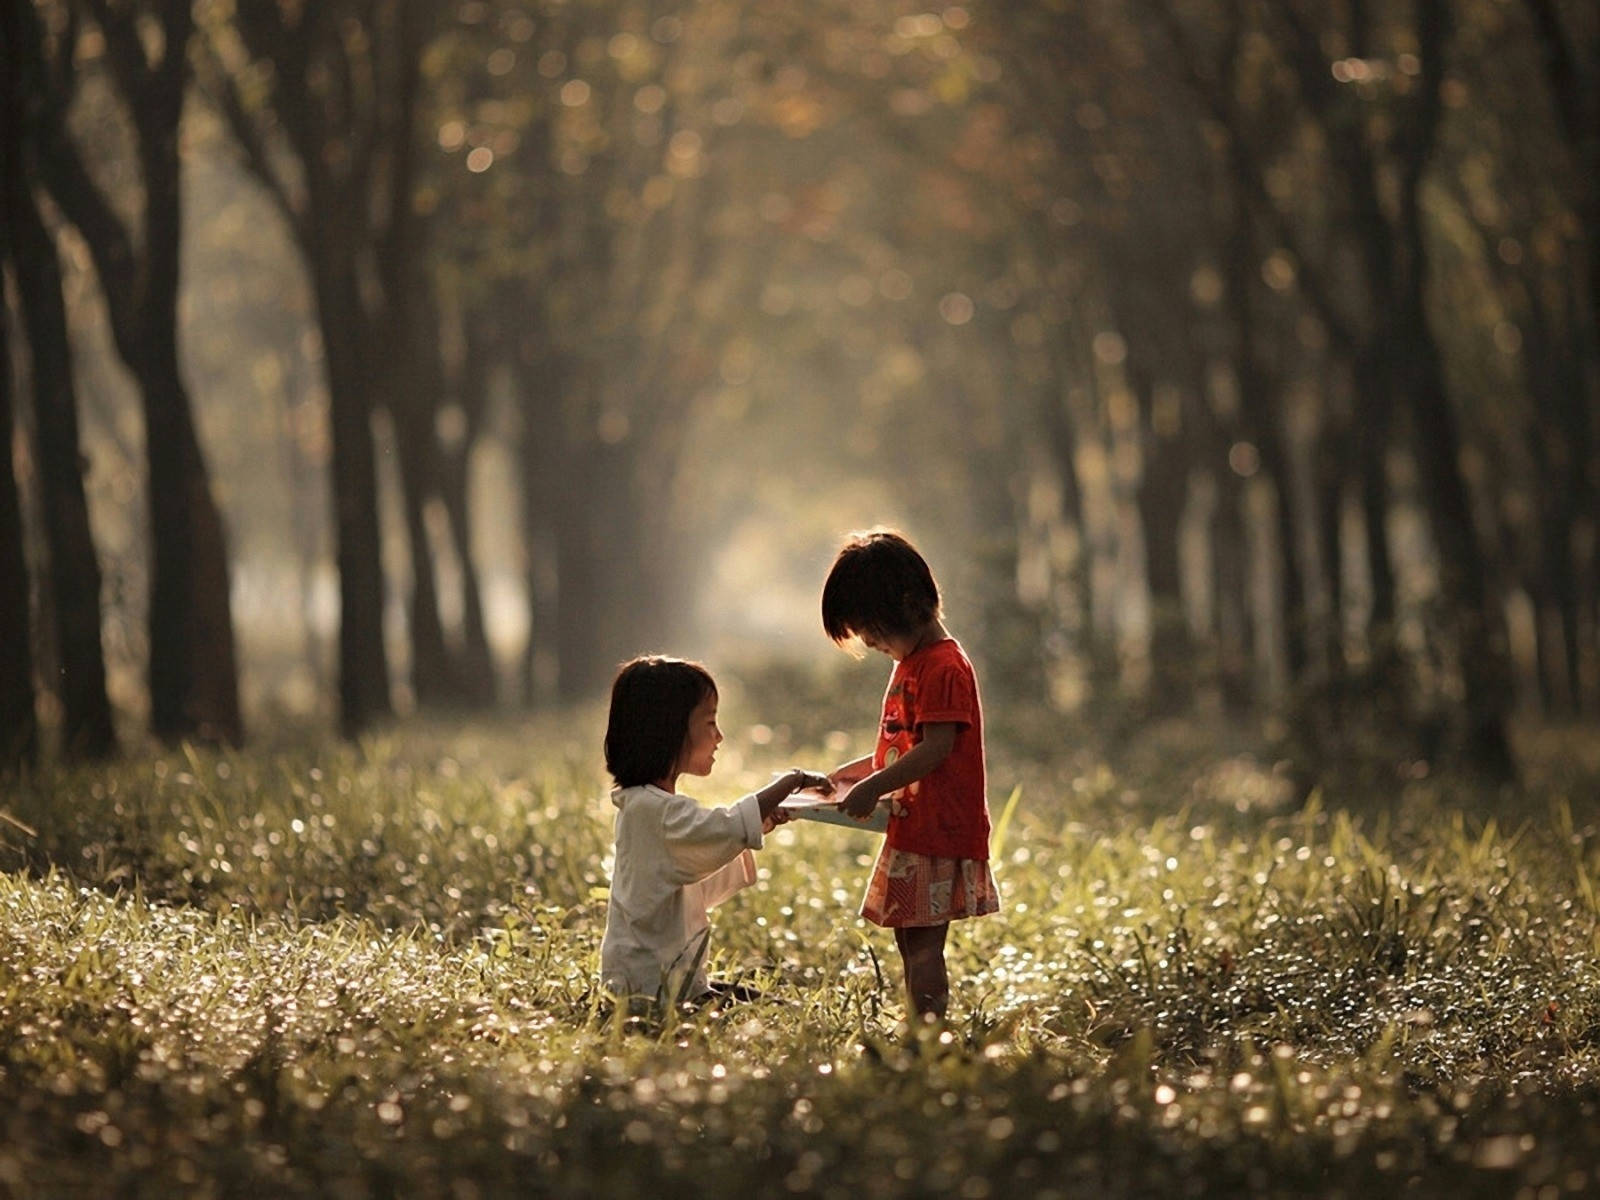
599,655 -> 827,1008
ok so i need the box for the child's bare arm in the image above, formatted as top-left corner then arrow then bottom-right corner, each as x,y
839,723 -> 958,818
752,768 -> 830,819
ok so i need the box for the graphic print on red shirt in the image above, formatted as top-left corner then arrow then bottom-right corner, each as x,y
873,638 -> 990,860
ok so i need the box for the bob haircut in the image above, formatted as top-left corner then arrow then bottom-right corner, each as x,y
604,655 -> 718,789
821,529 -> 941,644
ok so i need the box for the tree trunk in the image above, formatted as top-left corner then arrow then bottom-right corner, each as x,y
372,4 -> 476,713
1038,359 -> 1091,664
4,169 -> 114,760
520,466 -> 558,709
513,331 -> 566,708
551,440 -> 645,702
0,257 -> 37,771
214,2 -> 426,737
552,485 -> 606,703
1521,302 -> 1587,715
139,331 -> 243,744
387,276 -> 496,710
1399,327 -> 1516,776
1551,557 -> 1583,714
1134,373 -> 1195,705
311,252 -> 392,736
1314,417 -> 1349,678
438,435 -> 496,707
136,117 -> 242,745
1520,0 -> 1600,390
1212,467 -> 1254,713
390,399 -> 457,707
1394,0 -> 1515,778
27,2 -> 241,745
1353,361 -> 1398,640
1225,196 -> 1308,683
0,13 -> 36,770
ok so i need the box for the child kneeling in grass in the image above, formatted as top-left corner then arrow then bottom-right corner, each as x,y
599,654 -> 827,1009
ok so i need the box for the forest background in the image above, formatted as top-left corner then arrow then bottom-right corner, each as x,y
4,0 -> 1600,780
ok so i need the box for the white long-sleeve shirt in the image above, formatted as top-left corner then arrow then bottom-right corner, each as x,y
599,784 -> 764,1002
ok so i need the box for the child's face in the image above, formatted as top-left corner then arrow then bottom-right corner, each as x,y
676,692 -> 723,777
859,628 -> 918,661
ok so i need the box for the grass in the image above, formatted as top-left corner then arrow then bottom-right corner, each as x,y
2,705 -> 1600,1197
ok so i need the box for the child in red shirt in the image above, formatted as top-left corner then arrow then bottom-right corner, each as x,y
822,529 -> 1000,1027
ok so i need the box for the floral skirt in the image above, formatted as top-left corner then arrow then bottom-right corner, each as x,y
860,846 -> 1000,928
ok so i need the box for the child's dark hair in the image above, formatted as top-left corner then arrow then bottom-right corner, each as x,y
605,655 -> 718,788
821,529 -> 941,644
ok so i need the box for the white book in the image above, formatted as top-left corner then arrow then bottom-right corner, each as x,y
778,789 -> 888,834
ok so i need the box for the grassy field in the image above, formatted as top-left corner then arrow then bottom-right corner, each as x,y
3,698 -> 1600,1197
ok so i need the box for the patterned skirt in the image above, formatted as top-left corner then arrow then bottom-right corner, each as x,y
860,846 -> 1001,928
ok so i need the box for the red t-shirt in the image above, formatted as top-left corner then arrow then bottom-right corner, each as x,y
874,638 -> 990,860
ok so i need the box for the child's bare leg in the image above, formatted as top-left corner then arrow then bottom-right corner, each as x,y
894,923 -> 949,1023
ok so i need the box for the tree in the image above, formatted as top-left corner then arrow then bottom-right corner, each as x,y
1146,0 -> 1517,776
35,0 -> 243,745
1521,1 -> 1600,359
4,1 -> 116,761
0,43 -> 36,768
206,0 -> 412,733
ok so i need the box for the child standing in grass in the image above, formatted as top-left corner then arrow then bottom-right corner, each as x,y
600,654 -> 827,1008
822,530 -> 1000,1026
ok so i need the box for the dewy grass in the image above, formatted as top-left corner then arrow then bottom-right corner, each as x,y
2,716 -> 1600,1196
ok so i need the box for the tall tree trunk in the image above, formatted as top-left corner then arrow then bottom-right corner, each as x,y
552,483 -> 605,703
136,106 -> 242,745
1522,310 -> 1586,715
139,308 -> 243,743
1353,360 -> 1398,642
0,262 -> 37,772
388,280 -> 496,709
373,1 -> 470,712
389,393 -> 455,707
1401,326 -> 1515,777
1134,372 -> 1195,705
520,458 -> 557,709
437,386 -> 495,707
513,330 -> 565,708
1556,291 -> 1594,714
1212,466 -> 1254,713
311,251 -> 392,736
1314,416 -> 1349,679
1038,345 -> 1091,665
1394,0 -> 1515,778
0,9 -> 37,770
212,1 -> 424,736
1521,0 -> 1600,375
4,169 -> 114,760
1224,195 -> 1308,682
552,439 -> 644,702
440,462 -> 495,705
33,1 -> 241,745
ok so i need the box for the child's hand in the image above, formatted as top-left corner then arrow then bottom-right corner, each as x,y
828,760 -> 872,788
755,770 -> 829,822
839,781 -> 883,820
776,768 -> 831,794
762,807 -> 793,834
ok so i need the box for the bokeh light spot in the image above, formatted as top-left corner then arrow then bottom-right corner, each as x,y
939,292 -> 975,325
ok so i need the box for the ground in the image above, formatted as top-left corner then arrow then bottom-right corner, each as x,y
2,701 -> 1599,1197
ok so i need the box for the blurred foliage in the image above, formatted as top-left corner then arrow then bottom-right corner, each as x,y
13,0 -> 1594,754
